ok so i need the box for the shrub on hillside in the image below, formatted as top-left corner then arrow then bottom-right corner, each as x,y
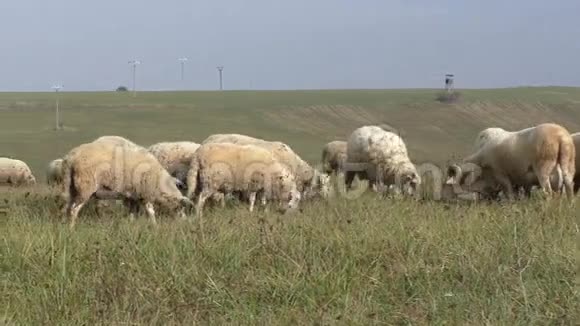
436,91 -> 461,103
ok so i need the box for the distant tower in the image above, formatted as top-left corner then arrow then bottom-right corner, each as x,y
51,84 -> 63,130
128,60 -> 141,97
445,74 -> 454,94
217,66 -> 224,90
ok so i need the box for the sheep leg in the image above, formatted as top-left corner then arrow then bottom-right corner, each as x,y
562,173 -> 575,200
94,200 -> 103,218
493,173 -> 515,200
69,201 -> 87,229
217,193 -> 226,208
248,192 -> 257,212
554,165 -> 563,195
67,185 -> 96,228
195,190 -> 211,218
259,191 -> 268,212
144,202 -> 156,225
126,199 -> 140,221
534,161 -> 556,198
522,185 -> 532,199
344,171 -> 355,190
559,164 -> 575,200
375,166 -> 384,193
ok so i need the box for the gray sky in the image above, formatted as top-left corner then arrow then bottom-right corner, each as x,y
1,0 -> 579,91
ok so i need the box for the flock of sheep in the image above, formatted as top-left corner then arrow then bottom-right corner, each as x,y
1,122 -> 579,228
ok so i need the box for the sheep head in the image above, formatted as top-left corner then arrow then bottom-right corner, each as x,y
180,196 -> 194,208
25,174 -> 37,186
304,170 -> 332,200
445,164 -> 462,185
396,163 -> 421,197
445,162 -> 499,198
272,166 -> 302,213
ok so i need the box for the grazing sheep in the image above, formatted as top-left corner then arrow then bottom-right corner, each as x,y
411,162 -> 480,202
471,127 -> 564,197
201,133 -> 330,199
445,163 -> 501,200
321,140 -> 347,176
0,158 -> 36,186
85,135 -> 149,212
345,126 -> 421,196
202,133 -> 264,146
186,143 -> 301,217
92,135 -> 140,148
450,123 -> 576,200
573,132 -> 580,192
46,158 -> 64,186
46,136 -> 140,188
147,141 -> 200,187
61,141 -> 193,228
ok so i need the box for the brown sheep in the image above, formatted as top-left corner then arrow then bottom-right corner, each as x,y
451,123 -> 575,200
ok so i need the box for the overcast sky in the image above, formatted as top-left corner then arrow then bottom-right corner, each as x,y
1,0 -> 579,91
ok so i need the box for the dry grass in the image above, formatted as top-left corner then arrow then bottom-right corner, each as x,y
1,188 -> 578,324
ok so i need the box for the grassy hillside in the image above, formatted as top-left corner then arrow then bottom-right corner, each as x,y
1,88 -> 579,324
1,87 -> 580,178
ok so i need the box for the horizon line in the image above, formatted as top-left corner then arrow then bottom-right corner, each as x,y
1,85 -> 579,93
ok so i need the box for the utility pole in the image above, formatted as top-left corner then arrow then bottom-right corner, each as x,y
52,85 -> 63,130
128,60 -> 141,97
178,57 -> 188,88
217,66 -> 224,90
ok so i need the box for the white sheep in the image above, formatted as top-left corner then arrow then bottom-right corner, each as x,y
0,158 -> 36,186
450,123 -> 576,200
201,133 -> 330,199
61,141 -> 193,228
345,126 -> 420,195
186,143 -> 301,217
321,140 -> 347,176
46,136 -> 139,188
46,158 -> 64,186
83,135 -> 150,213
93,135 -> 140,148
147,141 -> 200,186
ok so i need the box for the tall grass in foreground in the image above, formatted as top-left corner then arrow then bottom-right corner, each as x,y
1,190 -> 578,325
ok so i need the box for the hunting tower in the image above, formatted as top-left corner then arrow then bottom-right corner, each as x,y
445,74 -> 454,94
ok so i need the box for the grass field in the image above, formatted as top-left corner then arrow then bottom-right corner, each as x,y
1,88 -> 579,324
